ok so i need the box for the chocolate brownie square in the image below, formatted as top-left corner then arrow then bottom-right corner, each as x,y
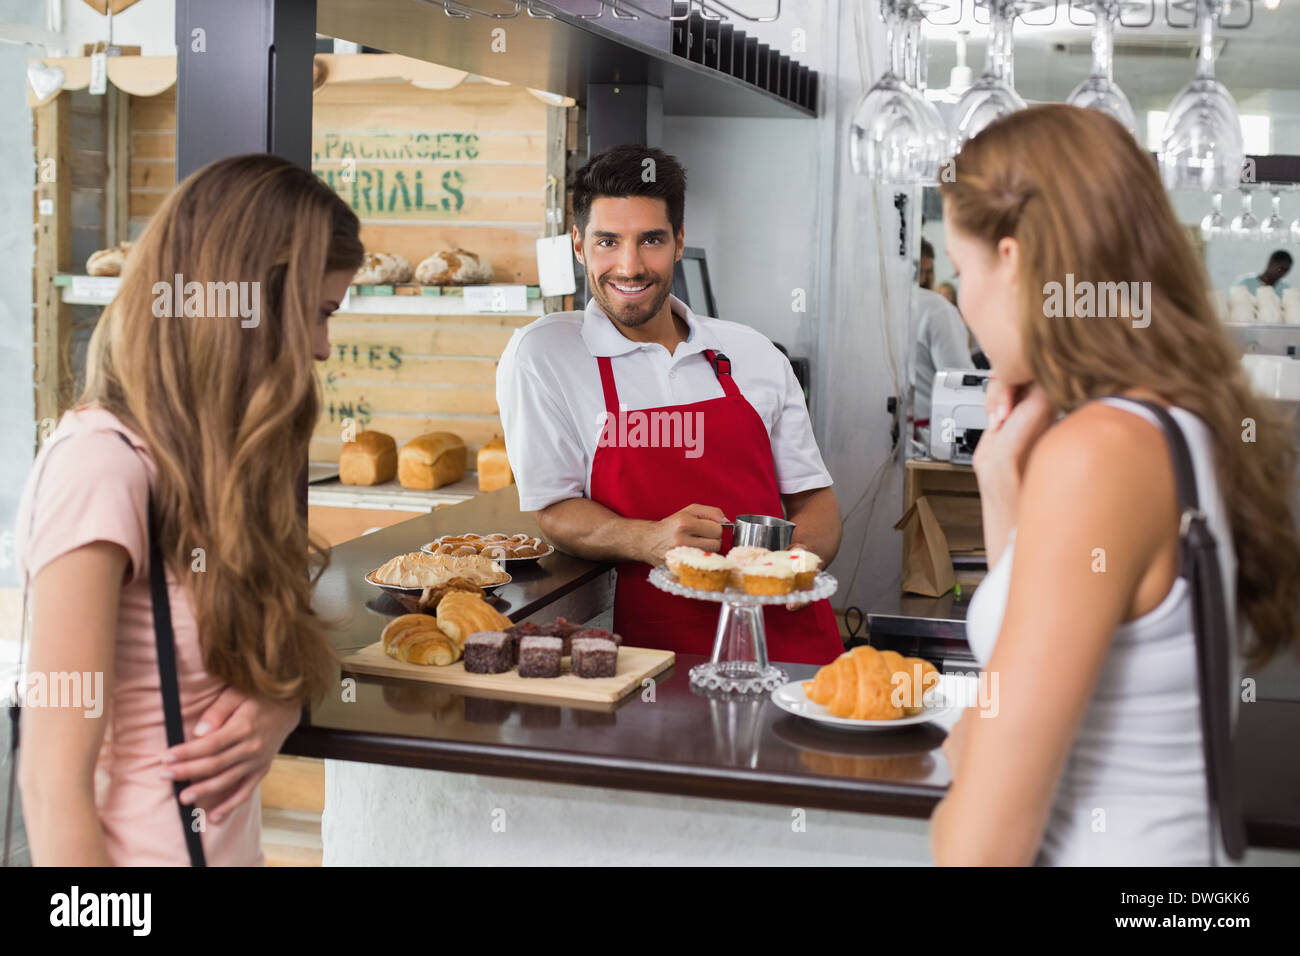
570,637 -> 618,678
463,631 -> 512,674
517,635 -> 563,678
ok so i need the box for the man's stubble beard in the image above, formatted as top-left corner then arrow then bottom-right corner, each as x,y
588,268 -> 673,329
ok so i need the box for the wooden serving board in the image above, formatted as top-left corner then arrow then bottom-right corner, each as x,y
341,643 -> 675,704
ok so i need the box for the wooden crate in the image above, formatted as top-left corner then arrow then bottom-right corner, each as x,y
308,78 -> 568,465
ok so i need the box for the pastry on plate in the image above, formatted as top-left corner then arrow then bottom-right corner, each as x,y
878,649 -> 939,716
382,614 -> 461,666
372,552 -> 508,589
802,647 -> 939,720
434,590 -> 512,646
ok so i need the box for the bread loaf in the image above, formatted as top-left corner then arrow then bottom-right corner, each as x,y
398,432 -> 467,490
339,430 -> 397,486
476,437 -> 514,493
353,252 -> 390,285
382,614 -> 461,666
414,249 -> 493,286
86,241 -> 131,277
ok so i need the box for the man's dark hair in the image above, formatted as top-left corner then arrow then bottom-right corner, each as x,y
920,238 -> 935,260
1268,250 -> 1293,268
572,144 -> 687,237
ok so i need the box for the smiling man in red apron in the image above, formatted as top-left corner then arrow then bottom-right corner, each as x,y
496,145 -> 843,665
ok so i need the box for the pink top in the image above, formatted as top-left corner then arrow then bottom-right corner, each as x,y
16,406 -> 263,866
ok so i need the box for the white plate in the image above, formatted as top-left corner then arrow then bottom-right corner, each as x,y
770,679 -> 957,730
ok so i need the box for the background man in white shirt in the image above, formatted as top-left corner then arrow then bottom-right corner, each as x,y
496,145 -> 844,662
908,239 -> 975,457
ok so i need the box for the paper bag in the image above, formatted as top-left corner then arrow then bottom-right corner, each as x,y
893,496 -> 955,597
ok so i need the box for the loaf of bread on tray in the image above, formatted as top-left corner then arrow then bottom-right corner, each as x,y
398,432 -> 467,491
476,436 -> 514,493
339,430 -> 397,486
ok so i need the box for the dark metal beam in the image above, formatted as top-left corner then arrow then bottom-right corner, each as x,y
174,0 -> 317,179
586,82 -> 662,153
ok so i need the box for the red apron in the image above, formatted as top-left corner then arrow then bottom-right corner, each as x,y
588,348 -> 844,665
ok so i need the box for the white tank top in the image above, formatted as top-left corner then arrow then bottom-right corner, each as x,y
965,397 -> 1242,866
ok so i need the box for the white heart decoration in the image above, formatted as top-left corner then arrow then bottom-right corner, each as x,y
28,62 -> 66,102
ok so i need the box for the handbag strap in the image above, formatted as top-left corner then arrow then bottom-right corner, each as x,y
114,432 -> 206,867
1,426 -> 205,866
1103,396 -> 1246,863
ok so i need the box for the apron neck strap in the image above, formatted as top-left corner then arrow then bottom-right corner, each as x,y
703,349 -> 740,399
595,348 -> 740,417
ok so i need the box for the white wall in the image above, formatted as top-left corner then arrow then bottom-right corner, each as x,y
661,115 -> 825,354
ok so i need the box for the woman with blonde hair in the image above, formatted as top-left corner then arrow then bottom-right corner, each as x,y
930,105 -> 1300,865
15,153 -> 362,865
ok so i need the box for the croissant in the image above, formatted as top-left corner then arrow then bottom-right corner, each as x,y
803,647 -> 939,721
434,590 -> 512,647
416,576 -> 483,611
382,614 -> 461,666
878,650 -> 940,716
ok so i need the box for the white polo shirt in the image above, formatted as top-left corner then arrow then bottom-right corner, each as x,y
496,294 -> 832,512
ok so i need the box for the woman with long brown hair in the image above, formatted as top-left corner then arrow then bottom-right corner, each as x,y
930,105 -> 1300,865
16,153 -> 362,864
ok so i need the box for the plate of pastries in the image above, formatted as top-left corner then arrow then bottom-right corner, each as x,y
663,544 -> 823,596
382,607 -> 624,679
366,551 -> 511,596
770,646 -> 954,729
421,532 -> 554,563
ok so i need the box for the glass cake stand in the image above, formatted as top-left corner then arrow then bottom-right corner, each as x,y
648,566 -> 839,695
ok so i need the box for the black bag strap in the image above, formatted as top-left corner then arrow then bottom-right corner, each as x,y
1,428 -> 205,866
117,432 -> 207,867
1103,396 -> 1246,863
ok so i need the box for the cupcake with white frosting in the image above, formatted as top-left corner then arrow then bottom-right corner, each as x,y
739,557 -> 795,596
769,548 -> 821,590
674,550 -> 734,592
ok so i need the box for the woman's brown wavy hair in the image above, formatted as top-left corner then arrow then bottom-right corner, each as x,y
81,153 -> 363,703
941,104 -> 1299,668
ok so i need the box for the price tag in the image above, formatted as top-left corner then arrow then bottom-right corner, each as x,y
464,285 -> 527,313
536,235 -> 577,297
38,199 -> 53,216
70,275 -> 120,301
89,52 -> 108,95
